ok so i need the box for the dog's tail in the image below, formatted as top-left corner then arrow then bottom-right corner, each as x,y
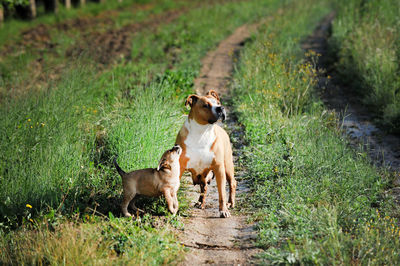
113,156 -> 126,177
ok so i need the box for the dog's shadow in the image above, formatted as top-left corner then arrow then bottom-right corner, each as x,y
87,193 -> 171,219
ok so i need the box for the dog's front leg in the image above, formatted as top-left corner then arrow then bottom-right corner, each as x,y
214,165 -> 230,218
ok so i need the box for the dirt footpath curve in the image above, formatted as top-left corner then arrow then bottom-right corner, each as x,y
179,24 -> 262,265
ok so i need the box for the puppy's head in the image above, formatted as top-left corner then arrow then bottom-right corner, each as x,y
157,144 -> 182,171
185,89 -> 226,125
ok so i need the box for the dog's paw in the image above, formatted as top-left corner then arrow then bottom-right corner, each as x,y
219,210 -> 231,218
227,202 -> 235,209
194,202 -> 205,209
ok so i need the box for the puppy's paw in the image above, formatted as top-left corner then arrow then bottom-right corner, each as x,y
219,210 -> 231,218
124,212 -> 132,218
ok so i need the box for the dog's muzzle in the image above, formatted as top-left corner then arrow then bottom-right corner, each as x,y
216,106 -> 226,122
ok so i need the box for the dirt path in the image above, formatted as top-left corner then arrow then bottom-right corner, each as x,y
179,24 -> 262,265
302,14 -> 400,196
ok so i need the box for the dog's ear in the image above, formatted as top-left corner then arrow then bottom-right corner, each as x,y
157,158 -> 171,171
206,90 -> 220,101
185,94 -> 199,108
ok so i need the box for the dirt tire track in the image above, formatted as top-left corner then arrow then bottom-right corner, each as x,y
179,24 -> 262,265
302,13 -> 400,200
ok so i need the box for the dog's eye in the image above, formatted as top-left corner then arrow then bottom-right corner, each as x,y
203,104 -> 210,108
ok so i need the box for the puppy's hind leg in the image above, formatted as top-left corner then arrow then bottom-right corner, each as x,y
121,191 -> 136,217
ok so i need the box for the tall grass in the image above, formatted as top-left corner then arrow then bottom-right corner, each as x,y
330,0 -> 400,132
232,0 -> 400,263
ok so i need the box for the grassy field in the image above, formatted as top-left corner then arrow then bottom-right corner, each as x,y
0,0 -> 284,264
232,0 -> 400,264
329,0 -> 400,132
1,0 -> 400,264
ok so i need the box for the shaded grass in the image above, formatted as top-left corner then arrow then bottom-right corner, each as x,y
329,0 -> 400,132
0,213 -> 185,265
232,0 -> 400,264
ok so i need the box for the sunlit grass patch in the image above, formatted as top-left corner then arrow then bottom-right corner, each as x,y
232,0 -> 400,264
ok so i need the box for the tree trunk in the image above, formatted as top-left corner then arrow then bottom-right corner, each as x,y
80,0 -> 85,7
29,0 -> 36,18
65,0 -> 71,9
0,6 -> 4,27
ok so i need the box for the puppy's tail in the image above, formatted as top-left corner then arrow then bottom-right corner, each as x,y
113,156 -> 126,177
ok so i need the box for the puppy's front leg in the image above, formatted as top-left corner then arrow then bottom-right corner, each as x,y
172,191 -> 179,214
164,189 -> 177,215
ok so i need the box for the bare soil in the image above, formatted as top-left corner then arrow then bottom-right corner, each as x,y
179,24 -> 262,265
65,8 -> 185,64
302,13 -> 400,198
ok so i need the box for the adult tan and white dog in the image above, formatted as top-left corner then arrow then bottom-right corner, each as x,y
175,90 -> 236,218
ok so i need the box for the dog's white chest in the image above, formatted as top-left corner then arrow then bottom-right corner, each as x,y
184,119 -> 216,174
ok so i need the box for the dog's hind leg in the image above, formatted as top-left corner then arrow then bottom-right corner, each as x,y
225,152 -> 236,209
226,169 -> 236,209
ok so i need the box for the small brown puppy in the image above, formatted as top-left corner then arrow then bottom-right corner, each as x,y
113,145 -> 182,217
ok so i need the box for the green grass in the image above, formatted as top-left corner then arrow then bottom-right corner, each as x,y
329,0 -> 400,132
0,0 -> 286,264
0,0 -> 190,100
232,0 -> 400,264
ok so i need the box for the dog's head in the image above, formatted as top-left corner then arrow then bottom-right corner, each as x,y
157,144 -> 182,171
185,89 -> 226,125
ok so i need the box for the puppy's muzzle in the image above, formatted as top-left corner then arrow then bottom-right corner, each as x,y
173,144 -> 182,155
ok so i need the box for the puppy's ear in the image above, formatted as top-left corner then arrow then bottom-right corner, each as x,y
185,94 -> 199,108
206,90 -> 220,101
157,158 -> 171,171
